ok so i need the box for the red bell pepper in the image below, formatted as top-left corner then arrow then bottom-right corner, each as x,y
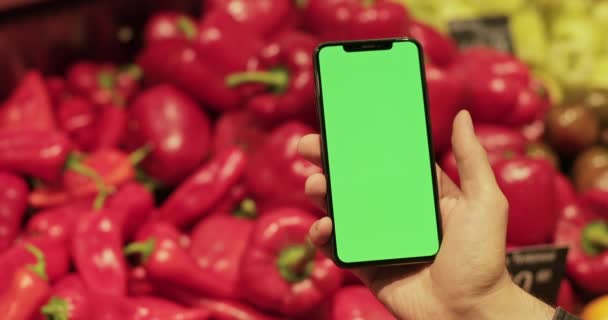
0,245 -> 50,320
94,104 -> 128,150
327,286 -> 395,320
240,207 -> 343,316
556,279 -> 577,314
124,221 -> 232,298
206,0 -> 301,39
45,76 -> 68,108
425,64 -> 462,154
128,266 -> 157,296
494,157 -> 557,245
579,189 -> 608,219
452,47 -> 544,125
0,130 -> 71,182
137,39 -> 242,112
66,61 -> 141,107
26,201 -> 89,243
555,201 -> 608,295
159,147 -> 247,227
126,85 -> 211,185
440,124 -> 526,185
0,71 -> 56,132
106,182 -> 155,240
555,173 -> 577,213
213,110 -> 270,154
171,295 -> 280,320
144,12 -> 198,45
246,122 -> 322,214
72,209 -> 128,296
41,274 -> 92,320
188,198 -> 258,300
129,296 -> 211,320
303,0 -> 409,41
56,96 -> 97,151
407,20 -> 457,67
226,30 -> 318,124
0,171 -> 28,252
0,236 -> 70,284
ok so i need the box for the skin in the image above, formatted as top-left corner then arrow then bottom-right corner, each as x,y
298,110 -> 556,320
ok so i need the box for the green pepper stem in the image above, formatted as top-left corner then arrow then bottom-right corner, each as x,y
97,71 -> 116,90
129,145 -> 153,166
124,238 -> 156,262
294,0 -> 308,9
582,221 -> 608,255
177,16 -> 197,39
225,69 -> 290,94
65,154 -> 111,210
233,198 -> 257,219
120,64 -> 143,81
277,241 -> 316,283
25,244 -> 48,281
41,296 -> 69,320
361,0 -> 375,6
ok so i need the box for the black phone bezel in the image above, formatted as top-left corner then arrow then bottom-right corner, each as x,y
312,38 -> 443,268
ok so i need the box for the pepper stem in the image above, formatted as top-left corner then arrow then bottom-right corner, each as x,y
276,240 -> 316,283
582,221 -> 608,255
129,145 -> 153,166
177,16 -> 197,39
97,71 -> 116,90
41,296 -> 69,320
124,238 -> 156,262
25,244 -> 48,281
233,198 -> 257,219
294,0 -> 308,9
120,64 -> 143,81
225,68 -> 290,94
361,0 -> 375,6
65,153 -> 111,210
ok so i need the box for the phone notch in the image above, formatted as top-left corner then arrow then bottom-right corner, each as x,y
342,41 -> 394,52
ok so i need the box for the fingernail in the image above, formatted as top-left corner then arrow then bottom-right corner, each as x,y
460,110 -> 473,131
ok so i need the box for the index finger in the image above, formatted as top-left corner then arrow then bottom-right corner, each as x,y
298,134 -> 322,166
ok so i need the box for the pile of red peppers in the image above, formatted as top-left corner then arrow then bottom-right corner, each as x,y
0,0 -> 601,319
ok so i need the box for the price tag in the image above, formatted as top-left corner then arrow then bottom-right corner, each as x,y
506,245 -> 569,306
448,16 -> 514,53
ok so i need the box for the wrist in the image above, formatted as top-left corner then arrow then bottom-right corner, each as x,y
466,281 -> 555,320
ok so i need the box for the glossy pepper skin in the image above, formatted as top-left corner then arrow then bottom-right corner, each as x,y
0,236 -> 70,284
0,71 -> 56,131
440,124 -> 527,185
138,39 -> 241,112
0,130 -> 71,182
188,199 -> 258,299
171,295 -> 280,320
226,30 -> 318,125
303,0 -> 409,41
327,286 -> 395,320
494,157 -> 557,245
159,147 -> 247,227
425,64 -> 462,154
41,274 -> 92,320
0,245 -> 49,320
206,0 -> 301,39
106,182 -> 155,240
213,110 -> 270,154
94,104 -> 128,150
129,296 -> 211,320
0,171 -> 28,252
72,209 -> 128,296
126,85 -> 211,185
246,122 -> 321,213
125,221 -> 233,298
555,201 -> 608,295
56,96 -> 97,151
26,201 -> 88,243
144,12 -> 198,45
407,20 -> 457,67
240,208 -> 343,316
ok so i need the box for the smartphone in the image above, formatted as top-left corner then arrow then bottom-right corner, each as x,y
313,38 -> 442,267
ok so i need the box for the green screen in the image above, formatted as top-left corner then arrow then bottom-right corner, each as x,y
317,40 -> 440,264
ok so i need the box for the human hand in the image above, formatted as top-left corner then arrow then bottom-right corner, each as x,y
298,110 -> 555,320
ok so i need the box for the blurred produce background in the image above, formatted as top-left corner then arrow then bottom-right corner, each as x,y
1,0 -> 608,319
